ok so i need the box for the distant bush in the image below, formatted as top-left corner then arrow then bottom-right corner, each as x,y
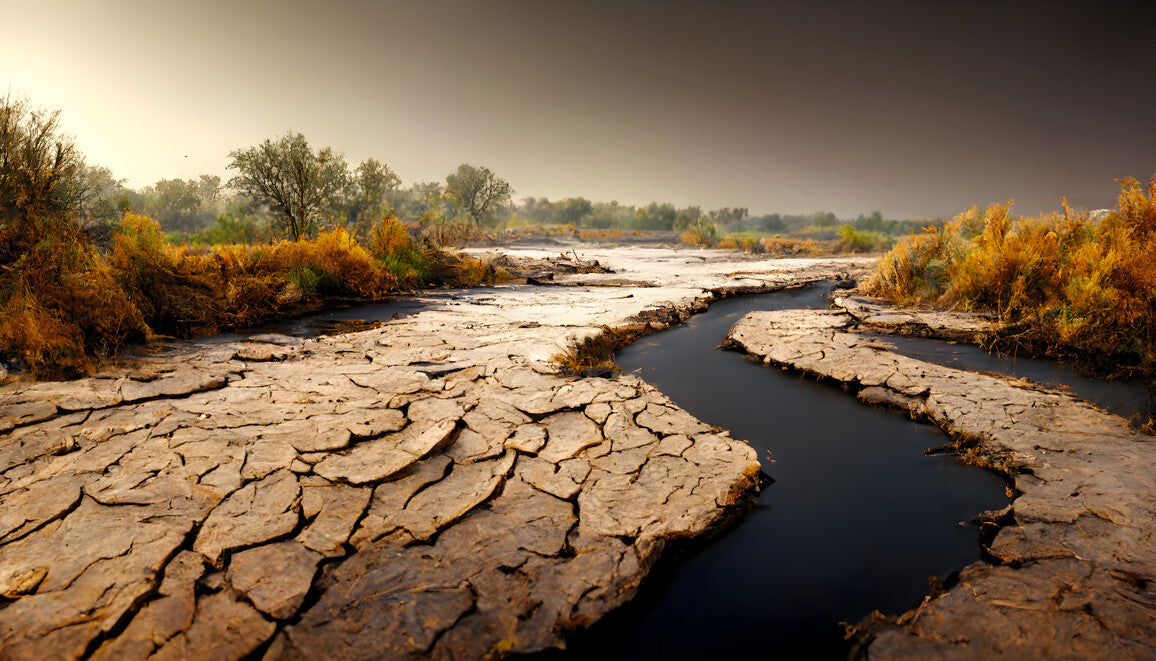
417,218 -> 484,247
866,177 -> 1156,372
837,224 -> 891,253
757,236 -> 826,257
187,212 -> 266,246
680,223 -> 718,247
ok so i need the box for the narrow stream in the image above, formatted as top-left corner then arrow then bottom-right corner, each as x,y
542,284 -> 1011,659
197,283 -> 1128,658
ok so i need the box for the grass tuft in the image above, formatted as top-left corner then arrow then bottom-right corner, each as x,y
551,330 -> 624,377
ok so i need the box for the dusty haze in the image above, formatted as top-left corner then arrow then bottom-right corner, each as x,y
2,0 -> 1153,218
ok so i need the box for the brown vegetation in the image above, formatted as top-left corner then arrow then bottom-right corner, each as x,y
758,236 -> 826,256
865,177 -> 1156,374
1,203 -> 433,377
680,224 -> 828,257
551,331 -> 624,377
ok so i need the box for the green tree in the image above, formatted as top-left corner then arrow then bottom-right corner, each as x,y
814,211 -> 838,228
196,175 -> 221,210
635,202 -> 676,230
73,165 -> 128,226
145,178 -> 201,232
674,205 -> 703,230
709,207 -> 748,230
345,158 -> 400,234
444,163 -> 511,227
557,197 -> 593,225
758,213 -> 785,232
227,132 -> 348,240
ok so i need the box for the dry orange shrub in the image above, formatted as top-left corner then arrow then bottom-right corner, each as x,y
0,288 -> 88,376
866,176 -> 1156,369
578,228 -> 624,240
680,225 -> 717,247
1,213 -> 440,376
758,236 -> 825,257
716,237 -> 739,250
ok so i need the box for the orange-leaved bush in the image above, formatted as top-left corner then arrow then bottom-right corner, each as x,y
865,176 -> 1156,371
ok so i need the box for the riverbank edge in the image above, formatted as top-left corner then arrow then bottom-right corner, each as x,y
722,305 -> 1156,659
0,250 -> 871,659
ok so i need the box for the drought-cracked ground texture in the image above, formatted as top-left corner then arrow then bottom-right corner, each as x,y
0,248 -> 868,659
725,302 -> 1156,660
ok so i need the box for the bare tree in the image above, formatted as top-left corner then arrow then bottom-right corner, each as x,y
445,163 -> 511,227
227,132 -> 347,240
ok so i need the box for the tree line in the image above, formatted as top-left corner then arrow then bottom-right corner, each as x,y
9,110 -> 940,246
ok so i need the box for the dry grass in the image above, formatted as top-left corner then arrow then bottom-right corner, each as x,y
578,228 -> 624,240
680,225 -> 718,247
417,219 -> 486,247
681,226 -> 827,256
424,251 -> 512,287
551,329 -> 624,377
717,236 -> 759,252
865,176 -> 1156,373
551,324 -> 657,377
1,213 -> 436,377
757,236 -> 826,256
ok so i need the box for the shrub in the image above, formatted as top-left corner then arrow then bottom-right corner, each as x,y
837,224 -> 891,253
865,177 -> 1156,372
551,330 -> 622,377
418,218 -> 484,247
187,212 -> 264,246
0,288 -> 87,377
680,223 -> 718,247
111,214 -> 219,337
758,236 -> 826,257
369,215 -> 428,286
425,250 -> 510,287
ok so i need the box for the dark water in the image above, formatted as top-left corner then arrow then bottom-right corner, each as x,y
544,285 -> 1011,660
194,297 -> 432,345
866,333 -> 1155,426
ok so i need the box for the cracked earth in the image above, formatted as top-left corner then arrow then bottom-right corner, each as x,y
0,247 -> 869,659
724,297 -> 1156,659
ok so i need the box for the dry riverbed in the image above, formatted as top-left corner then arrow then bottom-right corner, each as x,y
724,297 -> 1156,659
0,246 -> 869,659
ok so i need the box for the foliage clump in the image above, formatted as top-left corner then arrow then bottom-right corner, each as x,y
551,329 -> 625,377
837,224 -> 891,253
865,177 -> 1156,373
0,95 -> 150,376
678,222 -> 828,256
680,223 -> 718,247
2,132 -> 435,380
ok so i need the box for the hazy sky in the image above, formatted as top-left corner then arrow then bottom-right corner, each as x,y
3,0 -> 1153,218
